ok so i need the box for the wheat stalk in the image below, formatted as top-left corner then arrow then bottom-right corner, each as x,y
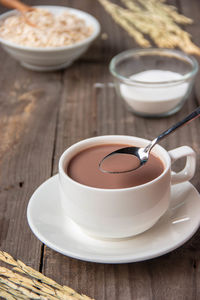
98,0 -> 200,55
98,0 -> 150,47
0,251 -> 94,300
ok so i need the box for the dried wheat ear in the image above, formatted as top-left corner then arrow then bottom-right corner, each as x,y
98,0 -> 200,55
0,251 -> 94,300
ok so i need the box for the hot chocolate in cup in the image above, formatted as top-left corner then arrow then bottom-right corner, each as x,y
58,135 -> 196,239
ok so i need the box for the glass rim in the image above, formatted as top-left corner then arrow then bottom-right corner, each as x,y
109,48 -> 199,86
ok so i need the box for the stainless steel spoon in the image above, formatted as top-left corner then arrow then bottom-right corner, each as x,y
99,106 -> 200,174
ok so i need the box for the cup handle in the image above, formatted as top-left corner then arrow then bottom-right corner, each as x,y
168,146 -> 196,185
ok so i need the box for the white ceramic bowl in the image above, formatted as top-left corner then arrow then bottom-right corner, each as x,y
0,6 -> 100,71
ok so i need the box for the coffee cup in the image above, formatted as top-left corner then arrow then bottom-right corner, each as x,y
58,135 -> 196,239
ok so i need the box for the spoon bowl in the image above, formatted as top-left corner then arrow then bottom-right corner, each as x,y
99,146 -> 147,174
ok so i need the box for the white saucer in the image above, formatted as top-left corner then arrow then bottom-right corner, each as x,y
27,175 -> 200,264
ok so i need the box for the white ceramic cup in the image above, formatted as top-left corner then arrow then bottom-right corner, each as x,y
58,135 -> 196,239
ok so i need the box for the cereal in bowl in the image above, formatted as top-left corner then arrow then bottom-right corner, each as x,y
0,8 -> 93,47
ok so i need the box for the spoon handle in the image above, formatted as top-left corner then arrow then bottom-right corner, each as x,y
146,106 -> 200,152
0,0 -> 31,12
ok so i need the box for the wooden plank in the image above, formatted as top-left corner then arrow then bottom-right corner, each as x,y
0,37 -> 62,272
176,0 -> 200,106
177,0 -> 200,190
173,2 -> 200,300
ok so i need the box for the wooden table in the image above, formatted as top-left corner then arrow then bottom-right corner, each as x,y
0,1 -> 200,299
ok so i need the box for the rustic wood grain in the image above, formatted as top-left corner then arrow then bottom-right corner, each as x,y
0,0 -> 200,299
0,0 -> 63,278
0,48 -> 62,266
